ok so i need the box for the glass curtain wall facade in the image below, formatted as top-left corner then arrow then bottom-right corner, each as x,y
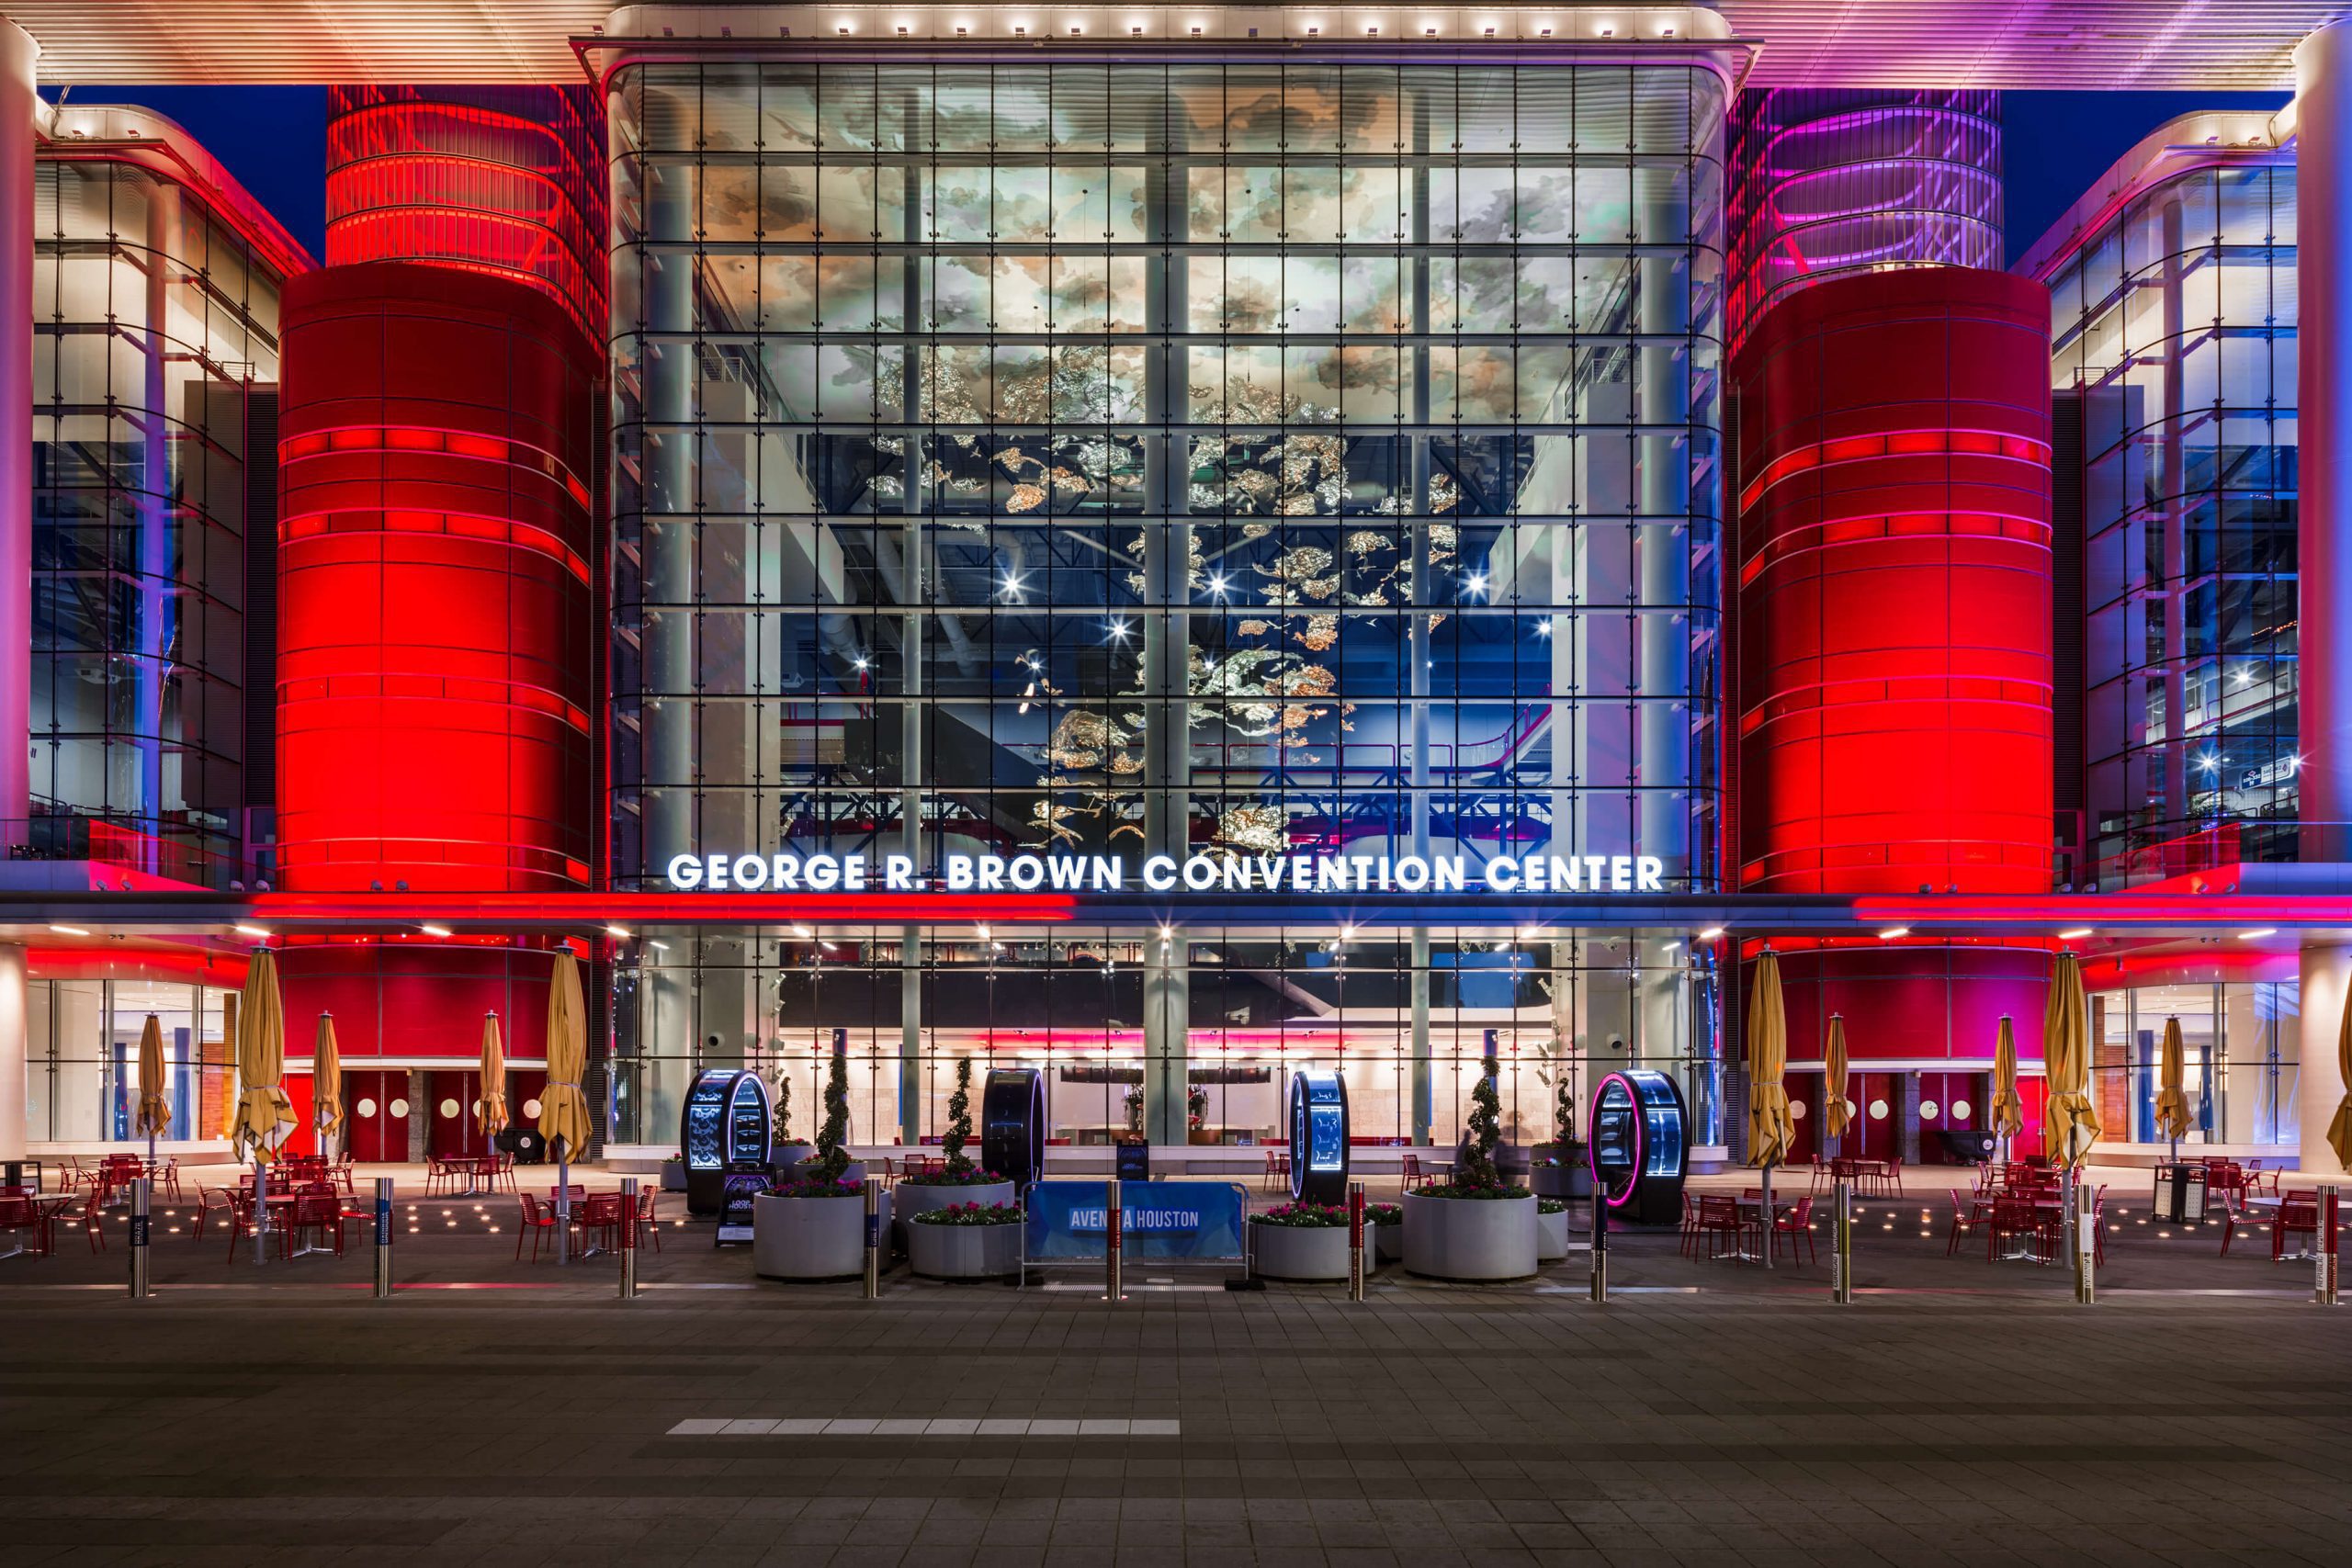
2088,980 -> 2298,1148
2044,156 -> 2300,881
606,51 -> 1728,1149
28,141 -> 290,886
19,977 -> 233,1144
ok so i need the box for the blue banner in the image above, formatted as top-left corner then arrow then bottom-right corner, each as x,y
1023,1180 -> 1247,1262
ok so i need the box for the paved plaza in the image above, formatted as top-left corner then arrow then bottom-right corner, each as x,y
5,1168 -> 2352,1566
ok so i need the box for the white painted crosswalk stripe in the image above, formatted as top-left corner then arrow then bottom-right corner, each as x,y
669,1416 -> 1180,1437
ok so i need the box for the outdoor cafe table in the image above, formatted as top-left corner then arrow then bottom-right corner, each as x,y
2241,1195 -> 2341,1260
441,1155 -> 495,1198
1727,1195 -> 1795,1263
0,1194 -> 72,1259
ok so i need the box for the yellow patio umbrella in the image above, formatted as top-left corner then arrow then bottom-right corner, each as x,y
2153,1015 -> 2193,1155
1990,1015 -> 2024,1157
537,950 -> 592,1160
133,1014 -> 170,1153
311,1012 -> 345,1158
1746,950 -> 1794,1168
1822,1013 -> 1855,1148
2041,950 -> 2100,1168
230,947 -> 294,1163
478,1011 -> 510,1141
2327,985 -> 2352,1170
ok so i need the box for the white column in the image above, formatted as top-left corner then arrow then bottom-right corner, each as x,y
0,945 -> 28,1165
2301,944 -> 2351,1176
1,21 -> 38,840
2298,23 -> 2352,848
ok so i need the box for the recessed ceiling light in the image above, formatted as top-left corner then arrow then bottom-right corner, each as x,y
2057,928 -> 2093,940
234,924 -> 271,938
1877,927 -> 1910,940
2239,928 -> 2278,939
48,924 -> 89,937
420,923 -> 452,938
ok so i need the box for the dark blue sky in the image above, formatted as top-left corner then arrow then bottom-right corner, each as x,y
40,85 -> 2300,274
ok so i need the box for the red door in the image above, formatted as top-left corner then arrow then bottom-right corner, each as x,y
344,1071 -> 410,1162
427,1071 -> 486,1158
1856,1072 -> 1903,1162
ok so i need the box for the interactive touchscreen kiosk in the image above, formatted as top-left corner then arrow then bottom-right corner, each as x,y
680,1067 -> 772,1215
980,1066 -> 1046,1189
1588,1069 -> 1687,1225
1287,1067 -> 1349,1204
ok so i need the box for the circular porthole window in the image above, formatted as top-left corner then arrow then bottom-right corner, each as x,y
389,1099 -> 410,1119
1868,1098 -> 1890,1121
1951,1099 -> 1973,1120
355,1097 -> 378,1120
437,1098 -> 459,1120
523,1097 -> 543,1119
470,1099 -> 482,1116
1789,1099 -> 1807,1119
1920,1100 -> 1940,1121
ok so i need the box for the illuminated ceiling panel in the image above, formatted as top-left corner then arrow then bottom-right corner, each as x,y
1,3 -> 2344,89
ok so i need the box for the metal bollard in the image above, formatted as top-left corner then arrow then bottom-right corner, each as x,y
1589,1186 -> 1608,1303
1832,1179 -> 1853,1305
1104,1178 -> 1124,1303
862,1178 -> 881,1300
2320,1185 -> 2341,1308
129,1178 -> 152,1300
2075,1180 -> 2097,1305
619,1177 -> 641,1300
1348,1180 -> 1366,1302
251,1160 -> 269,1267
372,1178 -> 394,1299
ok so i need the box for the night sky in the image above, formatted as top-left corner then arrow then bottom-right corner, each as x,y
38,85 -> 2301,278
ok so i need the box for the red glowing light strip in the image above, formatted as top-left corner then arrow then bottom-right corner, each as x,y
281,423 -> 593,510
1737,429 -> 2052,513
246,892 -> 1079,928
280,509 -> 591,587
1737,512 -> 2051,587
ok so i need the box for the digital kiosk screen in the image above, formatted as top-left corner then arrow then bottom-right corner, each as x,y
1588,1069 -> 1688,1226
1287,1067 -> 1349,1204
683,1072 -> 730,1171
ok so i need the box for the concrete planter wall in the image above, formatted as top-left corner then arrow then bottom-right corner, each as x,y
659,1161 -> 688,1192
906,1219 -> 1022,1279
1401,1190 -> 1539,1280
771,1141 -> 814,1173
1371,1222 -> 1403,1262
892,1179 -> 1017,1248
1249,1222 -> 1351,1281
1537,1205 -> 1570,1261
752,1191 -> 877,1280
1530,1145 -> 1591,1199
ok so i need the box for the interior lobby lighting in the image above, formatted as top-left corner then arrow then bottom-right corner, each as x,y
1877,927 -> 1910,940
2239,928 -> 2278,939
234,924 -> 271,938
419,923 -> 452,937
48,924 -> 89,937
2057,928 -> 2093,940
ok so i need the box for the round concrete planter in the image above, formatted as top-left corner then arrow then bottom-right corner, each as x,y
752,1190 -> 877,1280
1530,1145 -> 1591,1199
770,1141 -> 814,1174
659,1160 -> 688,1192
1370,1222 -> 1403,1262
1401,1190 -> 1539,1280
892,1180 -> 1017,1247
906,1218 -> 1023,1279
1249,1222 -> 1351,1281
789,1157 -> 866,1189
1537,1205 -> 1571,1262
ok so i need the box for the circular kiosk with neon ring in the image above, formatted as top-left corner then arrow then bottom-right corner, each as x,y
980,1067 -> 1046,1190
1588,1069 -> 1689,1226
1287,1067 -> 1349,1204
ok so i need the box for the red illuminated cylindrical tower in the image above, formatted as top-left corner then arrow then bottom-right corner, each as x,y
1734,267 -> 2054,897
276,262 -> 598,892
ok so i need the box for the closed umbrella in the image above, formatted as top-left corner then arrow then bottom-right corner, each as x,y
478,1011 -> 509,1143
2329,987 -> 2352,1171
1747,950 -> 1793,1266
134,1013 -> 169,1168
1991,1015 -> 2024,1161
2153,1016 -> 2193,1159
1822,1013 -> 1855,1156
311,1012 -> 345,1161
230,948 -> 293,1165
537,951 -> 592,1264
2041,951 -> 2099,1168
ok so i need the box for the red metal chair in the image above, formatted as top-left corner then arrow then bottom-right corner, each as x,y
1688,1193 -> 1744,1259
1987,1198 -> 2055,1264
636,1187 -> 662,1253
1946,1189 -> 1991,1257
74,1188 -> 108,1253
2218,1194 -> 2259,1256
1770,1195 -> 1816,1265
2274,1197 -> 2319,1261
1262,1148 -> 1290,1191
284,1193 -> 349,1258
516,1193 -> 560,1261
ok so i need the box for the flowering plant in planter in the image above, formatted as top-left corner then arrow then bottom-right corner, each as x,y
1362,1202 -> 1402,1227
768,1175 -> 865,1199
1413,1174 -> 1532,1201
909,1201 -> 1023,1226
1248,1201 -> 1350,1228
1537,1197 -> 1571,1215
